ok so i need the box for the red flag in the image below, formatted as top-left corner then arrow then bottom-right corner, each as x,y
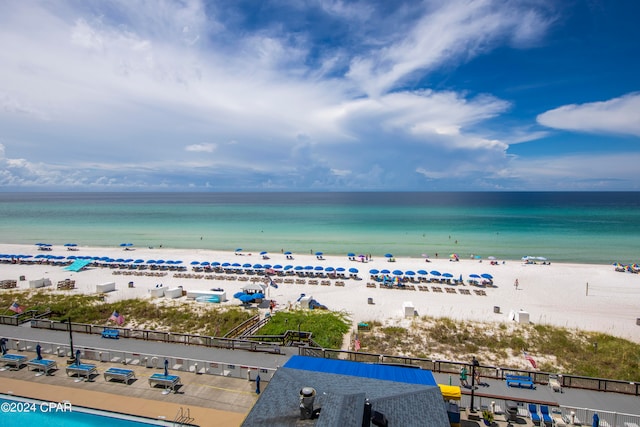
9,301 -> 24,314
523,351 -> 537,369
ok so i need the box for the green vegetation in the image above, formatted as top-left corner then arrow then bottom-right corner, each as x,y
256,310 -> 350,349
357,315 -> 640,382
4,290 -> 638,381
0,290 -> 253,337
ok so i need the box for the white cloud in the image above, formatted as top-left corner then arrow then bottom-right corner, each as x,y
346,0 -> 553,97
537,93 -> 640,137
8,0 -> 627,191
185,143 -> 217,153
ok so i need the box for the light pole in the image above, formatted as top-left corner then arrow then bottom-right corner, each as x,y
67,317 -> 75,363
470,356 -> 480,412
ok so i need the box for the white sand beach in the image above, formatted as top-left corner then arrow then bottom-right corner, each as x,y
1,243 -> 639,343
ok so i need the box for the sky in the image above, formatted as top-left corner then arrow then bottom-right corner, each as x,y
1,0 -> 639,191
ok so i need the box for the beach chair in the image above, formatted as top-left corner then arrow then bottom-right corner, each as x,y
540,405 -> 553,426
0,353 -> 28,370
66,363 -> 98,381
27,358 -> 57,376
149,373 -> 181,393
104,367 -> 136,385
528,404 -> 541,426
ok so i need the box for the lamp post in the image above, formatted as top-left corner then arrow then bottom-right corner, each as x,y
67,317 -> 74,357
470,356 -> 480,412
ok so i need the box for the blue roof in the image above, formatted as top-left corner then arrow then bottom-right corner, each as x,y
283,355 -> 437,386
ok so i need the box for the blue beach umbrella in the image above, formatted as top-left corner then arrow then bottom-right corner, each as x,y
417,270 -> 428,275
430,270 -> 441,276
284,265 -> 293,270
233,292 -> 245,299
405,271 -> 416,276
369,269 -> 379,275
239,294 -> 254,303
385,253 -> 393,258
120,243 -> 133,247
211,262 -> 221,267
347,253 -> 355,257
315,251 -> 323,256
381,269 -> 390,274
470,274 -> 481,279
190,261 -> 200,265
294,266 -> 303,271
304,265 -> 314,270
273,264 -> 283,270
314,266 -> 324,271
64,243 -> 77,247
349,268 -> 359,274
392,270 -> 403,276
336,267 -> 346,272
442,273 -> 453,278
242,263 -> 252,268
284,251 -> 292,255
325,267 -> 335,272
200,261 -> 210,266
221,262 -> 231,267
235,248 -> 242,253
263,264 -> 272,269
252,292 -> 265,300
253,264 -> 263,269
481,273 -> 493,279
260,251 -> 268,255
232,263 -> 241,267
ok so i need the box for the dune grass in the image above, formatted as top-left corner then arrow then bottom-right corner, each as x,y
358,316 -> 640,382
0,290 -> 253,336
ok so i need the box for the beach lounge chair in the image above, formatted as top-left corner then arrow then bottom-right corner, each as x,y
27,358 -> 57,375
104,367 -> 136,385
66,363 -> 98,381
149,373 -> 181,393
0,353 -> 28,370
528,404 -> 541,426
540,405 -> 553,426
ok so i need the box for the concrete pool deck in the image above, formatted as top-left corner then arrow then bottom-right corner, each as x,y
0,349 -> 258,426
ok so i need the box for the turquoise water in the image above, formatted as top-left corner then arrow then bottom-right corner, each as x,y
0,396 -> 170,426
0,192 -> 638,264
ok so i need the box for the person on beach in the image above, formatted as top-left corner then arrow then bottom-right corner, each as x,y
514,279 -> 519,290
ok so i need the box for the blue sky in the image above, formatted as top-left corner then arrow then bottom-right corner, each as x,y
1,0 -> 639,191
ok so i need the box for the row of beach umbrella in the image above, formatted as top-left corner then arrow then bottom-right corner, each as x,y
368,268 -> 493,280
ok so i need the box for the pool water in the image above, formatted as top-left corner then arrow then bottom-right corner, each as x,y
0,396 -> 176,426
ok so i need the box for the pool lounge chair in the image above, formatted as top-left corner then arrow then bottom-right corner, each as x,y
149,373 -> 181,393
27,358 -> 57,375
0,353 -> 28,370
66,363 -> 98,381
540,405 -> 553,426
104,367 -> 136,385
528,404 -> 541,426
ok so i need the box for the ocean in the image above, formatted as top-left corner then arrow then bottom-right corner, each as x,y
0,192 -> 638,264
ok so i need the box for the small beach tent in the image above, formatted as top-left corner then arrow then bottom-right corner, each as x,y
63,259 -> 92,272
242,282 -> 266,294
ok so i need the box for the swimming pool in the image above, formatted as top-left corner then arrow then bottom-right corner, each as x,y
0,395 -> 181,426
